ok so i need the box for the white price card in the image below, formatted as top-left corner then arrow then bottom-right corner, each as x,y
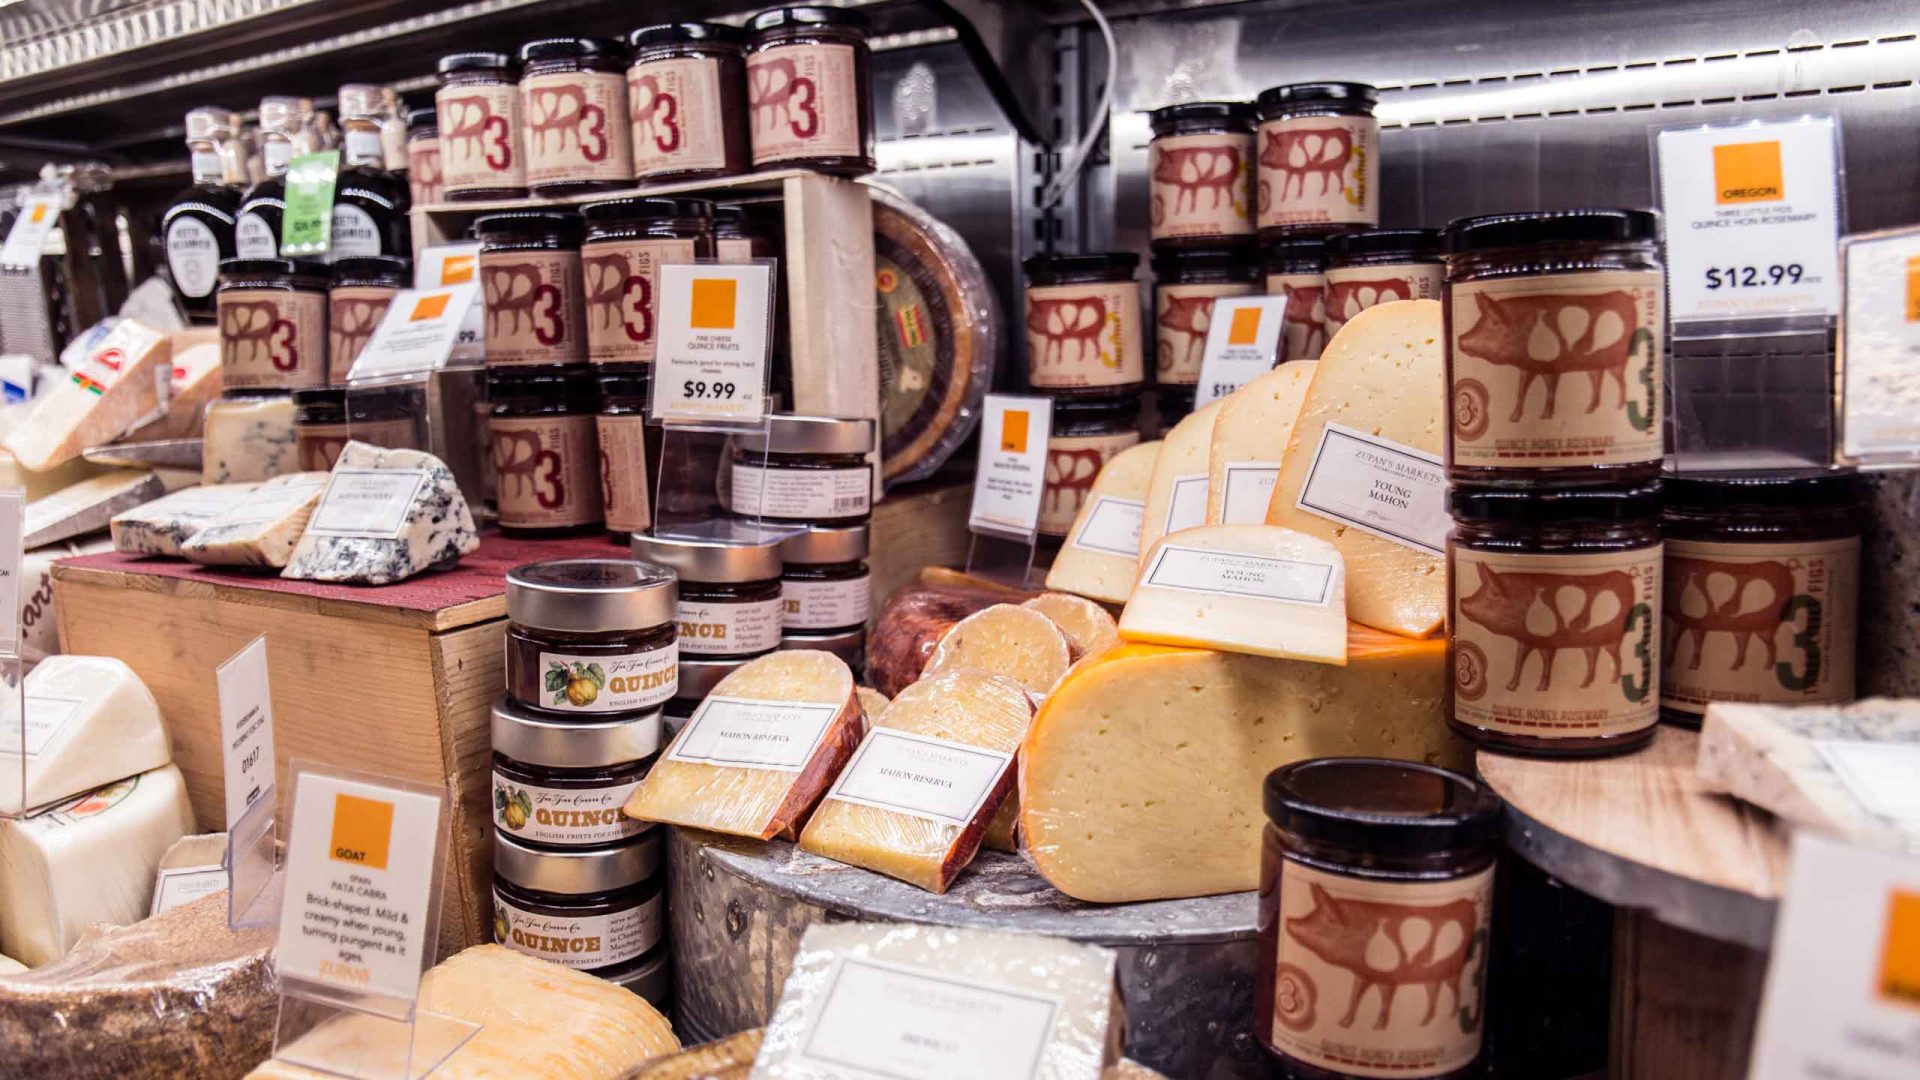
650,261 -> 775,424
0,490 -> 21,654
152,864 -> 229,916
1838,224 -> 1920,464
1194,295 -> 1290,407
216,636 -> 277,827
1749,832 -> 1920,1080
414,243 -> 484,363
346,284 -> 479,382
798,957 -> 1062,1079
0,195 -> 60,269
968,394 -> 1053,540
1656,117 -> 1842,323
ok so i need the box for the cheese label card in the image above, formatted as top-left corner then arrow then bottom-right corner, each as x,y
217,636 -> 277,827
1194,295 -> 1289,407
346,285 -> 480,382
0,195 -> 61,269
798,957 -> 1061,1079
1815,741 -> 1920,828
305,469 -> 431,539
824,729 -> 1013,827
1165,473 -> 1208,535
1839,225 -> 1920,464
151,864 -> 229,917
1218,461 -> 1280,525
1071,496 -> 1145,558
665,695 -> 843,773
279,151 -> 342,257
0,489 -> 21,654
650,261 -> 775,425
969,394 -> 1053,539
415,243 -> 484,362
1295,423 -> 1449,556
1143,544 -> 1336,606
0,694 -> 81,757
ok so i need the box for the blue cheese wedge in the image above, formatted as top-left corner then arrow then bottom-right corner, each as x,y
281,441 -> 479,586
109,483 -> 260,557
180,472 -> 329,569
1697,699 -> 1920,846
202,395 -> 296,484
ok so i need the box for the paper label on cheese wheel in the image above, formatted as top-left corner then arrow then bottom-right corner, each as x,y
596,413 -> 652,534
1448,270 -> 1664,470
166,217 -> 222,298
1296,424 -> 1449,556
494,888 -> 662,969
536,646 -> 677,712
797,957 -> 1064,1077
1324,262 -> 1444,336
1661,536 -> 1858,716
491,413 -> 603,528
491,771 -> 651,846
824,728 -> 1012,826
1072,495 -> 1145,558
437,83 -> 524,191
1265,271 -> 1328,362
307,469 -> 431,538
1144,544 -> 1338,606
523,70 -> 633,186
1152,132 -> 1255,241
328,204 -> 383,259
666,694 -> 842,771
1256,114 -> 1380,230
0,693 -> 82,757
1451,544 -> 1661,738
1219,461 -> 1281,525
582,238 -> 696,365
218,287 -> 328,390
234,212 -> 279,259
1040,429 -> 1141,538
328,285 -> 399,383
152,865 -> 229,916
1269,858 -> 1491,1078
23,774 -> 137,832
1157,281 -> 1257,385
479,249 -> 587,365
408,136 -> 443,206
729,462 -> 871,521
1165,473 -> 1209,535
1026,281 -> 1145,391
747,43 -> 862,164
631,56 -> 731,175
676,597 -> 784,655
782,574 -> 872,630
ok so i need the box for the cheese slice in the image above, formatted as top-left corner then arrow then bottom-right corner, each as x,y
128,328 -> 222,441
0,765 -> 196,966
798,670 -> 1034,893
924,603 -> 1072,697
1022,592 -> 1120,660
202,395 -> 297,484
111,483 -> 258,557
1122,524 -> 1348,665
1138,398 -> 1224,571
1206,361 -> 1316,525
1044,440 -> 1160,604
0,452 -> 107,503
855,687 -> 889,725
4,321 -> 171,472
1,655 -> 170,815
0,955 -> 22,976
281,442 -> 480,586
1697,699 -> 1920,847
20,536 -> 113,667
1021,635 -> 1470,902
1265,300 -> 1447,638
23,469 -> 165,548
181,471 -> 328,568
626,650 -> 864,840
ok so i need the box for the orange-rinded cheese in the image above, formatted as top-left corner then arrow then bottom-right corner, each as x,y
1121,524 -> 1348,665
1138,399 -> 1224,569
798,670 -> 1034,892
625,651 -> 862,840
1265,300 -> 1447,638
1020,633 -> 1470,903
1044,440 -> 1160,604
924,603 -> 1071,698
1206,361 -> 1316,524
1022,593 -> 1120,660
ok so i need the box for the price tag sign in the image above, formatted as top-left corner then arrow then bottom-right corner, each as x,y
1837,224 -> 1920,464
280,151 -> 341,258
415,243 -> 484,363
650,261 -> 776,425
968,394 -> 1053,539
1194,295 -> 1290,407
216,636 -> 276,827
346,285 -> 480,382
1656,117 -> 1842,323
0,195 -> 60,269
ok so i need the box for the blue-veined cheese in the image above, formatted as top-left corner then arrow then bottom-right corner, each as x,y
110,483 -> 259,557
202,395 -> 296,484
280,441 -> 479,586
1698,699 -> 1920,847
181,471 -> 328,568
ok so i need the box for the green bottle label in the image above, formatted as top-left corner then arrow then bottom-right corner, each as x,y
280,151 -> 340,257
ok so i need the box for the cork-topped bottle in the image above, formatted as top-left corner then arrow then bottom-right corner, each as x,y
162,107 -> 244,322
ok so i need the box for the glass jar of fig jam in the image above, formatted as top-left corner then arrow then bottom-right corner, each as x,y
1448,483 -> 1663,757
1257,758 -> 1500,1079
1149,101 -> 1255,245
296,383 -> 424,470
476,210 -> 589,368
1263,237 -> 1328,363
489,368 -> 603,536
729,415 -> 875,526
712,202 -> 777,263
1024,253 -> 1145,397
1659,468 -> 1862,727
1323,228 -> 1443,338
580,195 -> 715,368
1153,243 -> 1260,415
632,528 -> 786,660
491,696 -> 661,849
405,106 -> 443,207
597,368 -> 655,541
520,37 -> 635,195
506,558 -> 679,716
493,828 -> 664,978
628,22 -> 751,183
1443,209 -> 1664,488
779,524 -> 870,635
217,257 -> 330,392
437,52 -> 526,200
744,6 -> 875,176
1040,395 -> 1142,539
1254,81 -> 1379,237
328,254 -> 409,383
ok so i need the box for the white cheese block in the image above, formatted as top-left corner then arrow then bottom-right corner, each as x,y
181,471 -> 328,569
0,954 -> 22,976
3,320 -> 171,471
20,536 -> 113,668
1,655 -> 170,816
1122,524 -> 1348,665
281,442 -> 480,586
0,764 -> 196,966
1206,361 -> 1316,525
22,469 -> 165,548
202,395 -> 296,484
1044,440 -> 1161,604
110,483 -> 258,557
1697,699 -> 1920,847
0,451 -> 107,503
127,328 -> 222,441
1138,398 -> 1224,570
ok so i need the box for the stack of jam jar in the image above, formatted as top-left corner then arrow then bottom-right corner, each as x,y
492,558 -> 678,1006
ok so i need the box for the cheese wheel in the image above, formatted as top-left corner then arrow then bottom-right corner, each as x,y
854,687 -> 890,726
866,570 -> 1034,697
1138,397 -> 1225,572
1205,361 -> 1316,525
1021,593 -> 1120,660
1121,524 -> 1348,665
1043,440 -> 1161,604
924,604 -> 1071,697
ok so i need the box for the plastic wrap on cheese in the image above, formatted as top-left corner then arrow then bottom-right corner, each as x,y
1205,361 -> 1316,525
1043,440 -> 1160,605
624,1029 -> 1168,1080
866,568 -> 1035,697
1138,399 -> 1224,569
1121,524 -> 1348,665
924,603 -> 1071,697
1022,593 -> 1120,660
854,687 -> 889,727
2,654 -> 170,814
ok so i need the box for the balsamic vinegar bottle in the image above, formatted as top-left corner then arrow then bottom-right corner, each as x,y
234,96 -> 306,259
159,107 -> 242,322
333,84 -> 412,261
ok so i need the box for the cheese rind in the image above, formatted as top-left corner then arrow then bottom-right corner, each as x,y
1044,440 -> 1161,604
1121,524 -> 1349,665
925,603 -> 1072,697
1139,399 -> 1224,569
110,483 -> 258,557
22,470 -> 165,548
129,328 -> 222,441
181,471 -> 328,568
202,395 -> 296,484
281,442 -> 479,586
1206,361 -> 1316,525
4,320 -> 170,471
1697,699 -> 1920,846
1,655 -> 170,814
0,955 -> 22,976
1022,592 -> 1120,660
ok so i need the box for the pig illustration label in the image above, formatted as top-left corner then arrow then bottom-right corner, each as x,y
747,44 -> 861,164
1026,281 -> 1144,390
1266,272 -> 1328,362
1156,282 -> 1255,384
1256,115 -> 1379,231
1039,431 -> 1141,538
1323,263 -> 1444,337
1150,133 -> 1253,240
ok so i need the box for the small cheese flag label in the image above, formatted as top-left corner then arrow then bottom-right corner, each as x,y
651,261 -> 775,424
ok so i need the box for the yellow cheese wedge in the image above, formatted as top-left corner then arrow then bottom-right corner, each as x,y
924,603 -> 1072,697
1205,361 -> 1316,525
1121,524 -> 1348,665
1020,635 -> 1470,902
1266,300 -> 1447,638
5,321 -> 170,471
1138,399 -> 1224,570
1043,440 -> 1161,604
1022,592 -> 1120,659
855,687 -> 889,725
129,328 -> 222,441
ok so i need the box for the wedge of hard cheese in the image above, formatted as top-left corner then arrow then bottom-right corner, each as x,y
925,603 -> 1072,697
1206,361 -> 1316,525
281,442 -> 479,585
0,955 -> 22,976
1122,524 -> 1348,665
127,327 -> 222,442
203,395 -> 297,484
1139,398 -> 1224,570
1021,635 -> 1468,902
5,320 -> 170,471
22,469 -> 165,548
1023,592 -> 1120,660
1265,300 -> 1447,637
1,655 -> 170,815
1698,699 -> 1920,847
626,650 -> 863,840
855,687 -> 890,725
181,471 -> 328,568
799,670 -> 1034,892
111,483 -> 258,557
1044,440 -> 1161,604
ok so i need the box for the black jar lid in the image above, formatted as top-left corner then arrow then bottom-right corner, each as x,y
488,366 -> 600,410
1051,392 -> 1140,420
331,254 -> 411,288
1661,467 -> 1862,512
507,558 -> 679,633
347,382 -> 422,420
405,106 -> 438,133
748,5 -> 869,33
1325,228 -> 1443,264
631,521 -> 787,582
1265,758 -> 1501,858
475,209 -> 586,242
494,828 -> 661,895
438,51 -> 514,75
1023,252 -> 1140,281
712,203 -> 771,238
781,524 -> 870,564
1261,237 -> 1327,271
581,195 -> 716,226
1256,81 -> 1379,112
734,414 -> 876,456
520,36 -> 628,64
292,386 -> 347,420
631,21 -> 747,50
599,367 -> 651,399
1444,208 -> 1660,255
1148,100 -> 1255,133
1449,482 -> 1663,525
218,257 -> 330,288
492,696 -> 664,768
1151,242 -> 1259,279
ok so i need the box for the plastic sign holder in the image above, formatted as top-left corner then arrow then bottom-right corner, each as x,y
965,394 -> 1052,586
1193,294 -> 1290,408
0,191 -> 64,269
0,490 -> 29,818
281,151 -> 343,259
415,243 -> 485,365
1835,223 -> 1920,469
218,636 -> 283,929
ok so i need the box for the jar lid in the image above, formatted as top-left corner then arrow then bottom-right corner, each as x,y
1443,208 -> 1660,254
630,21 -> 747,49
1264,758 -> 1501,858
780,524 -> 870,564
733,414 -> 876,456
492,696 -> 664,767
507,558 -> 678,633
184,106 -> 238,141
488,367 -> 600,410
406,106 -> 438,132
780,628 -> 865,664
292,386 -> 347,417
749,6 -> 869,33
438,51 -> 515,75
1661,467 -> 1862,512
494,828 -> 661,895
631,525 -> 785,582
475,210 -> 586,241
331,255 -> 410,287
1051,393 -> 1141,419
1261,237 -> 1327,271
520,36 -> 628,63
218,257 -> 330,288
1022,252 -> 1140,280
347,382 -> 423,418
1449,482 -> 1663,524
1150,243 -> 1259,279
674,655 -> 749,702
1325,228 -> 1443,264
581,195 -> 716,226
258,96 -> 305,136
1255,81 -> 1379,112
607,947 -> 671,1003
1148,100 -> 1255,132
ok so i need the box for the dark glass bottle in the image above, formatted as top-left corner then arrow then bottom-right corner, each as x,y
234,96 -> 304,260
162,107 -> 243,322
332,84 -> 413,261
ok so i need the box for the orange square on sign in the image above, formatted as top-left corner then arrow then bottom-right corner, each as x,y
410,293 -> 450,321
28,205 -> 46,224
689,278 -> 738,330
1227,307 -> 1263,346
329,794 -> 394,870
1878,889 -> 1920,1011
1714,141 -> 1784,204
1905,256 -> 1920,324
1000,409 -> 1029,453
440,254 -> 475,285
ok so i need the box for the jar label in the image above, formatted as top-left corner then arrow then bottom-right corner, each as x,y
1157,281 -> 1257,386
1451,544 -> 1662,738
1269,859 -> 1492,1078
480,249 -> 588,366
296,422 -> 354,473
1324,262 -> 1444,338
677,596 -> 784,656
536,646 -> 678,712
747,43 -> 862,165
1256,114 -> 1380,230
1151,132 -> 1255,241
782,574 -> 872,631
1448,270 -> 1665,470
823,728 -> 1012,826
1265,272 -> 1328,362
494,887 -> 662,970
219,287 -> 328,390
234,212 -> 278,260
583,238 -> 697,365
166,217 -> 221,299
490,413 -> 603,528
522,70 -> 634,187
716,237 -> 758,264
491,770 -> 650,846
1040,430 -> 1141,537
408,135 -> 443,206
329,203 -> 383,259
631,56 -> 731,175
1026,281 -> 1145,390
1661,536 -> 1858,716
438,83 -> 524,191
596,412 -> 652,534
666,694 -> 842,771
730,462 -> 872,520
328,285 -> 399,382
